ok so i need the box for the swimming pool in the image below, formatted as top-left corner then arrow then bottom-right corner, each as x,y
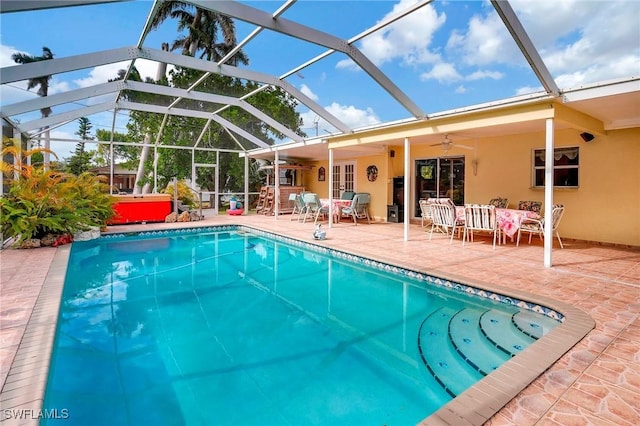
42,226 -> 562,425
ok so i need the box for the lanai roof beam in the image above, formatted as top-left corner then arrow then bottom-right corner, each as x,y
491,0 -> 560,96
190,0 -> 425,119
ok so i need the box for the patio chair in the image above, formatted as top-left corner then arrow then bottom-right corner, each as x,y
517,204 -> 565,248
340,192 -> 371,225
518,200 -> 542,214
301,192 -> 329,224
419,198 -> 434,227
428,198 -> 464,244
462,204 -> 498,249
489,197 -> 509,208
341,191 -> 356,200
289,193 -> 305,222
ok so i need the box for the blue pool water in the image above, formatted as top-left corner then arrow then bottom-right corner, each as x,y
42,228 -> 560,425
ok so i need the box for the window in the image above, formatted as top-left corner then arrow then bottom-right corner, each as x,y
533,147 -> 579,188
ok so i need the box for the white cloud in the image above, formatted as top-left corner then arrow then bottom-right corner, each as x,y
299,84 -> 319,102
325,102 -> 380,129
466,70 -> 503,81
73,62 -> 128,88
454,85 -> 467,94
0,44 -> 21,67
446,12 -> 519,67
514,85 -> 543,96
359,0 -> 445,67
527,0 -> 640,85
300,102 -> 380,136
420,62 -> 462,83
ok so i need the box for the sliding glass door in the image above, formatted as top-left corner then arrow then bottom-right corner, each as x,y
414,157 -> 465,216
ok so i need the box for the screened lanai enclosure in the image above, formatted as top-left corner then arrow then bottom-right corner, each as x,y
1,0 -> 638,217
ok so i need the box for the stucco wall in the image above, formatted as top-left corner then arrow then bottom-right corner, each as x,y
395,127 -> 640,246
302,153 -> 390,221
297,126 -> 639,246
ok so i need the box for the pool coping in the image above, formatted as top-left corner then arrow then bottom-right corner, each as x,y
0,225 -> 596,425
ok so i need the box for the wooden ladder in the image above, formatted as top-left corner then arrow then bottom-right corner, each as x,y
263,187 -> 276,215
255,186 -> 268,213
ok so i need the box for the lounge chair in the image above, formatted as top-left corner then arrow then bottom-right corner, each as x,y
289,193 -> 305,222
301,192 -> 329,224
340,192 -> 371,225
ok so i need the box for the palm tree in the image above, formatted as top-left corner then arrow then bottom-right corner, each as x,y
150,2 -> 248,65
11,47 -> 55,169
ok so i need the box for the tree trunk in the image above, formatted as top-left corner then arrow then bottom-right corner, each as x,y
132,134 -> 150,194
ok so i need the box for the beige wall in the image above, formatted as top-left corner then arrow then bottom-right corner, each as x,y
402,127 -> 640,246
301,153 -> 391,221
297,126 -> 639,246
459,127 -> 639,246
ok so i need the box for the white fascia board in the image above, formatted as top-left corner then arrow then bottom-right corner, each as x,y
491,0 -> 560,96
190,0 -> 425,119
561,78 -> 640,102
241,137 -> 327,158
117,101 -> 271,149
0,0 -> 129,14
0,81 -> 122,117
20,102 -> 117,132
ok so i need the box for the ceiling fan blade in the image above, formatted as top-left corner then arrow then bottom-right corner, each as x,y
453,144 -> 474,150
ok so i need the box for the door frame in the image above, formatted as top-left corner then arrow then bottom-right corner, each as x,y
332,160 -> 357,199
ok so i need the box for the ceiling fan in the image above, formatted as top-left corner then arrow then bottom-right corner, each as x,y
430,134 -> 473,152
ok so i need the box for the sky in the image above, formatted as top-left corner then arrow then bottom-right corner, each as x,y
1,0 -> 638,159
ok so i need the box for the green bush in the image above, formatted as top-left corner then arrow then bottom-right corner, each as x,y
162,179 -> 197,208
1,142 -> 115,244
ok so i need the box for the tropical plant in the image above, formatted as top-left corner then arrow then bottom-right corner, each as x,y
66,117 -> 94,175
11,47 -> 55,168
162,179 -> 197,208
150,1 -> 248,64
1,141 -> 115,245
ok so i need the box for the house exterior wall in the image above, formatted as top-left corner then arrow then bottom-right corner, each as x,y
310,126 -> 638,246
302,152 -> 390,221
459,127 -> 639,246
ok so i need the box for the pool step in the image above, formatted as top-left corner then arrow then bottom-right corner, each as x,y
479,310 -> 536,356
448,308 -> 510,375
513,310 -> 561,339
417,307 -> 483,397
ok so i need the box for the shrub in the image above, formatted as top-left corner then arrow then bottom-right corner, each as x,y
1,141 -> 115,244
162,179 -> 197,208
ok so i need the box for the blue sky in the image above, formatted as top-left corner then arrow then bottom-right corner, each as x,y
1,0 -> 638,158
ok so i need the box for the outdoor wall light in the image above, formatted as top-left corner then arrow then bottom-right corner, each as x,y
580,132 -> 595,142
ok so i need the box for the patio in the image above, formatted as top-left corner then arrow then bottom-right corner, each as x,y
1,212 -> 639,425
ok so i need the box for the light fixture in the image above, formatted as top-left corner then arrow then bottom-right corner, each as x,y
472,159 -> 479,176
580,132 -> 595,142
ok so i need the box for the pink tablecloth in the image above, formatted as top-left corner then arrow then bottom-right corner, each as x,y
320,199 -> 352,221
456,207 -> 540,239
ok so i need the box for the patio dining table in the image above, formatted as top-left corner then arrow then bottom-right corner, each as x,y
320,198 -> 353,222
455,206 -> 540,242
